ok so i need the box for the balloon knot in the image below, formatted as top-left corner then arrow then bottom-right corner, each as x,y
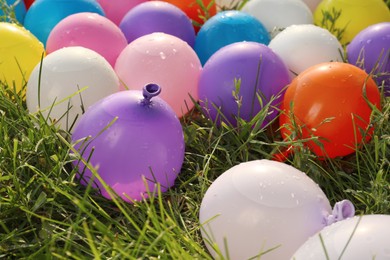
325,200 -> 355,226
142,83 -> 161,106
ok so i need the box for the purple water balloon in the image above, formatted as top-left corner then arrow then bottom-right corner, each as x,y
347,22 -> 390,94
198,41 -> 291,126
119,1 -> 195,47
71,84 -> 185,203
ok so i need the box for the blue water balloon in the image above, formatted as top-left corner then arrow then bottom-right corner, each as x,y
194,10 -> 270,65
0,0 -> 26,23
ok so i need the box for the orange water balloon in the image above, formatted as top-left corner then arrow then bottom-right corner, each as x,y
278,62 -> 381,159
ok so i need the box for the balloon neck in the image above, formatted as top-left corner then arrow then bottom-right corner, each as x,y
324,200 -> 355,226
142,83 -> 161,106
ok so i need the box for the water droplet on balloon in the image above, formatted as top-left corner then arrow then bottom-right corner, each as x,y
317,194 -> 325,202
366,39 -> 372,44
292,175 -> 301,181
291,193 -> 295,198
159,52 -> 166,60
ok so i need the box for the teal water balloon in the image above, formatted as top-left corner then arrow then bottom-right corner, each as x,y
194,10 -> 270,65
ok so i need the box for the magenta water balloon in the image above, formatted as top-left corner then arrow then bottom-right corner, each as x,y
119,1 -> 195,47
71,84 -> 185,202
194,10 -> 270,65
347,22 -> 390,94
198,41 -> 290,126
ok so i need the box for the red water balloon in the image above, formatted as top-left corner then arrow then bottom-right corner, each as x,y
158,0 -> 217,32
24,0 -> 34,9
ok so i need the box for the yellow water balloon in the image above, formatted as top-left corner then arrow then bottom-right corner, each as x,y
314,0 -> 390,45
0,22 -> 45,94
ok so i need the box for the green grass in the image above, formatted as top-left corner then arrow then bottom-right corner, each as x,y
1,1 -> 389,258
0,71 -> 389,259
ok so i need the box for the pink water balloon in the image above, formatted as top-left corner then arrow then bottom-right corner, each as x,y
115,32 -> 202,117
23,0 -> 105,46
96,0 -> 148,25
46,12 -> 127,67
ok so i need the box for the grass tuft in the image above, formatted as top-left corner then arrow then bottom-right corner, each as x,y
1,72 -> 388,258
1,2 -> 389,257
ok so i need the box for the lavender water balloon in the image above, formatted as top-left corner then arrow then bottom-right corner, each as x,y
347,22 -> 390,95
71,84 -> 185,203
200,160 -> 354,260
198,42 -> 290,127
292,215 -> 390,259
